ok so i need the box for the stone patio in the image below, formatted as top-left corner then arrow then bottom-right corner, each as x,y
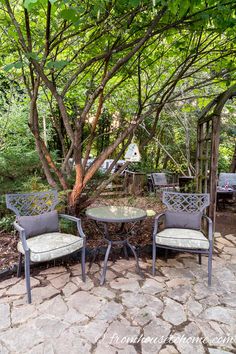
0,233 -> 236,354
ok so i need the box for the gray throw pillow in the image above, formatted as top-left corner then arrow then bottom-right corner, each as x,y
17,210 -> 59,238
165,211 -> 202,230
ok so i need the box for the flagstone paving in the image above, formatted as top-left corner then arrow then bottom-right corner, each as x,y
0,233 -> 236,354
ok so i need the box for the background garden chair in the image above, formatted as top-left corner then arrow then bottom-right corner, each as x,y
152,191 -> 213,285
6,190 -> 86,303
217,173 -> 236,210
218,172 -> 236,190
151,172 -> 178,194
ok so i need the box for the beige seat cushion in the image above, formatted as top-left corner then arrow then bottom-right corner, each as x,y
155,228 -> 209,250
17,232 -> 84,262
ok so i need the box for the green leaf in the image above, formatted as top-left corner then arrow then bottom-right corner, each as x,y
128,0 -> 140,7
14,61 -> 23,69
178,0 -> 190,17
24,0 -> 48,10
24,0 -> 39,10
168,1 -> 178,15
60,8 -> 78,22
49,0 -> 57,3
26,52 -> 39,61
3,63 -> 15,72
3,61 -> 23,72
46,60 -> 69,69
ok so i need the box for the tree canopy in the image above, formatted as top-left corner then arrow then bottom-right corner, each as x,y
0,0 -> 235,210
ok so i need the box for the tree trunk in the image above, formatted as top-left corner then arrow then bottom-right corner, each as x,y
29,79 -> 69,190
162,154 -> 169,170
34,136 -> 57,188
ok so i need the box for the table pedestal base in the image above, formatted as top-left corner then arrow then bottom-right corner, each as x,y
100,238 -> 141,285
86,206 -> 147,286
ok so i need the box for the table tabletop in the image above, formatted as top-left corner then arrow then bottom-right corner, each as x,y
217,188 -> 234,194
86,205 -> 147,223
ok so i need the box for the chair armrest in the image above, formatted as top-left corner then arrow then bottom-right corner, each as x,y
59,214 -> 86,239
153,213 -> 165,236
202,215 -> 213,241
13,221 -> 29,252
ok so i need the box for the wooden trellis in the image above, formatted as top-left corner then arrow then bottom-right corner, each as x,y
196,114 -> 221,225
196,85 -> 236,225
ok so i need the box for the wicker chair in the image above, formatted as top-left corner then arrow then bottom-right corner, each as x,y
6,190 -> 86,303
152,192 -> 213,285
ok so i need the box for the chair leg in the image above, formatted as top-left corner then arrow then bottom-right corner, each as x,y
24,251 -> 31,304
152,241 -> 156,276
17,253 -> 23,277
198,254 -> 202,265
208,250 -> 213,286
81,246 -> 86,283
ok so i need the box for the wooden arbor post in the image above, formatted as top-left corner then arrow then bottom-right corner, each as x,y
196,84 -> 236,226
196,114 -> 221,225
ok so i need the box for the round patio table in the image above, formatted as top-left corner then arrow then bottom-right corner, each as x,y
86,206 -> 147,285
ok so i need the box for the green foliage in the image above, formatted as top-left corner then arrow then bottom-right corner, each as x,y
60,8 -> 78,22
20,175 -> 49,193
0,215 -> 15,232
25,52 -> 40,61
3,61 -> 23,72
0,92 -> 43,194
218,111 -> 236,172
180,179 -> 197,193
0,194 -> 15,231
46,60 -> 69,69
59,218 -> 77,234
0,0 -> 235,212
24,0 -> 47,10
0,151 -> 39,185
